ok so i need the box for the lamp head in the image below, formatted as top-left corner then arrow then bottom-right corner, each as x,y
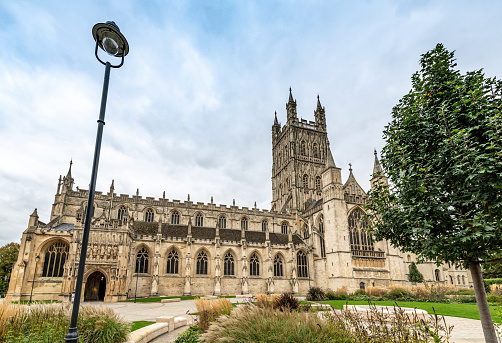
92,21 -> 129,57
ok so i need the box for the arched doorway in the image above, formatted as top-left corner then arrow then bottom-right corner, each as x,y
84,271 -> 106,301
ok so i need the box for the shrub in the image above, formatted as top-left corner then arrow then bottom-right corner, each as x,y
366,286 -> 388,298
457,295 -> 477,303
383,287 -> 413,300
353,289 -> 366,296
306,287 -> 325,301
273,293 -> 299,311
408,262 -> 424,283
351,295 -> 370,301
193,298 -> 233,332
487,294 -> 501,304
174,325 -> 200,343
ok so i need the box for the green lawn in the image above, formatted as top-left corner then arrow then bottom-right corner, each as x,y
122,295 -> 237,303
131,321 -> 155,331
323,300 -> 502,323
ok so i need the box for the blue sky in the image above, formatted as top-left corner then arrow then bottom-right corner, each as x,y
1,0 -> 501,246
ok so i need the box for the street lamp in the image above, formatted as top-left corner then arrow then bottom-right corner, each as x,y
64,21 -> 129,343
28,255 -> 40,306
134,257 -> 140,303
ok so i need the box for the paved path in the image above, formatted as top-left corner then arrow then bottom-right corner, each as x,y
86,300 -> 493,343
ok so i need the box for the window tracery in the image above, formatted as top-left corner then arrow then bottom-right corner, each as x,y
145,209 -> 154,222
241,217 -> 248,231
281,222 -> 288,235
218,215 -> 226,229
313,143 -> 319,158
250,253 -> 260,276
42,242 -> 69,277
315,176 -> 321,190
261,220 -> 268,232
300,141 -> 306,156
297,251 -> 308,278
171,211 -> 180,225
196,251 -> 208,275
274,255 -> 284,277
224,252 -> 234,276
136,248 -> 149,274
348,208 -> 373,251
303,174 -> 309,189
117,206 -> 127,221
166,249 -> 179,274
195,213 -> 203,227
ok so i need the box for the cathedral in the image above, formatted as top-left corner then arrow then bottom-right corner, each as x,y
7,89 -> 472,302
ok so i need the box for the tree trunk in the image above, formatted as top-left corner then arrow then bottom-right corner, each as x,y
470,260 -> 498,343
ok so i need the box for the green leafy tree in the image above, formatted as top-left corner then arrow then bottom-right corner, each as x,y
483,252 -> 502,279
0,242 -> 20,296
366,44 -> 502,343
408,262 -> 424,283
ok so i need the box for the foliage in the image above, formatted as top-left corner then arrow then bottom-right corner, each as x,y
193,297 -> 233,332
131,321 -> 154,332
174,325 -> 200,343
408,262 -> 424,283
445,288 -> 475,295
483,253 -> 502,279
366,287 -> 388,297
306,286 -> 326,301
353,289 -> 366,296
200,303 -> 453,343
273,293 -> 299,311
0,242 -> 19,296
326,291 -> 348,300
383,288 -> 414,301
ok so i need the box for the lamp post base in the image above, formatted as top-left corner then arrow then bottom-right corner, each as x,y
64,327 -> 79,342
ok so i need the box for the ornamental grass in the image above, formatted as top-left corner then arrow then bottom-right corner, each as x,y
193,297 -> 233,332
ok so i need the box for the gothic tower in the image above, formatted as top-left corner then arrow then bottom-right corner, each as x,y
271,89 -> 330,212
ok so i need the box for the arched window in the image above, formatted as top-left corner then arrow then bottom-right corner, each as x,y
196,251 -> 208,275
360,282 -> 366,290
42,242 -> 69,277
135,248 -> 149,274
449,275 -> 454,284
315,176 -> 321,190
224,252 -> 234,276
166,249 -> 179,274
462,275 -> 465,285
313,143 -> 319,158
318,215 -> 326,258
297,251 -> 308,278
218,215 -> 226,229
348,208 -> 373,251
457,275 -> 461,284
249,253 -> 260,276
281,222 -> 288,235
274,255 -> 284,277
195,213 -> 203,227
117,206 -> 127,221
407,255 -> 411,262
261,220 -> 268,232
303,174 -> 309,189
435,269 -> 440,281
171,211 -> 180,225
145,209 -> 154,222
241,217 -> 248,231
300,141 -> 306,156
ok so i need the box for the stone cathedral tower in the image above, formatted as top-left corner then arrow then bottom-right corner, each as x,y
271,89 -> 330,212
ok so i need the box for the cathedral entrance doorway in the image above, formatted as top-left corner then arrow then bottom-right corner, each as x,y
84,271 -> 106,301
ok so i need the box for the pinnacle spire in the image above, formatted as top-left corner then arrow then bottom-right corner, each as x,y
288,87 -> 294,103
66,159 -> 73,179
110,179 -> 115,193
325,146 -> 336,169
373,149 -> 383,175
317,94 -> 322,111
274,111 -> 279,126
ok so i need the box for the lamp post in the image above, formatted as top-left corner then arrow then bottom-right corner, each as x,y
28,255 -> 40,306
134,257 -> 140,303
64,21 -> 129,343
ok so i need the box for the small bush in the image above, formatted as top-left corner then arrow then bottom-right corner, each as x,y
351,295 -> 370,301
457,295 -> 477,303
366,286 -> 388,297
174,325 -> 200,343
273,293 -> 299,311
353,289 -> 366,296
488,294 -> 501,304
383,287 -> 413,300
306,287 -> 325,301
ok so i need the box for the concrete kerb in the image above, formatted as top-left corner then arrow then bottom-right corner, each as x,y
124,315 -> 192,343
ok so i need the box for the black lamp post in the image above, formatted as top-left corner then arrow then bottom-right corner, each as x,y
134,257 -> 140,303
28,255 -> 40,306
64,21 -> 129,343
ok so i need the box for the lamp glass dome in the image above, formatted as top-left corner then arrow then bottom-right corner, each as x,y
92,21 -> 129,57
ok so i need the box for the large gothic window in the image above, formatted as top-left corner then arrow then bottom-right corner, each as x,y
300,141 -> 306,156
281,222 -> 288,235
303,174 -> 309,189
224,252 -> 235,276
166,249 -> 179,274
218,215 -> 226,229
297,251 -> 308,278
117,206 -> 127,221
171,211 -> 180,225
274,255 -> 283,277
196,251 -> 208,275
249,253 -> 260,276
261,220 -> 268,232
318,215 -> 326,258
195,213 -> 203,227
313,143 -> 319,158
145,209 -> 154,222
241,217 -> 248,231
42,242 -> 69,277
315,176 -> 321,191
135,248 -> 149,274
348,208 -> 373,251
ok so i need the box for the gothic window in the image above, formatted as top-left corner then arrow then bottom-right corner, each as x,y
195,213 -> 203,227
145,209 -> 154,222
171,211 -> 180,225
117,206 -> 127,221
241,217 -> 248,230
348,208 -> 373,251
297,251 -> 308,278
281,222 -> 288,235
435,269 -> 440,281
166,249 -> 179,274
300,141 -> 306,156
223,252 -> 235,276
135,248 -> 149,274
249,253 -> 260,276
261,220 -> 268,232
450,275 -> 454,284
218,215 -> 226,229
315,176 -> 321,190
457,275 -> 461,284
462,275 -> 465,285
407,255 -> 411,262
313,143 -> 319,158
274,255 -> 284,277
196,250 -> 208,275
303,174 -> 309,189
360,282 -> 366,290
318,215 -> 326,258
42,241 -> 69,277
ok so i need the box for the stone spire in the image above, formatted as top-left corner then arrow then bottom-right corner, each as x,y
274,111 -> 279,126
66,159 -> 73,179
109,179 -> 115,194
314,94 -> 326,131
373,149 -> 383,175
286,87 -> 298,123
62,160 -> 74,192
28,208 -> 39,227
325,146 -> 336,169
371,149 -> 388,188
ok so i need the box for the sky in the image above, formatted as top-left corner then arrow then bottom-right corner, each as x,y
0,0 -> 501,246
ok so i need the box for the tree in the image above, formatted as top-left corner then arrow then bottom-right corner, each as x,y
408,262 -> 424,284
482,252 -> 502,279
366,44 -> 502,343
0,242 -> 20,296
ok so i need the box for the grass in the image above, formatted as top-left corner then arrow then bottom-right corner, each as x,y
131,321 -> 154,331
122,295 -> 236,303
324,300 -> 502,323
